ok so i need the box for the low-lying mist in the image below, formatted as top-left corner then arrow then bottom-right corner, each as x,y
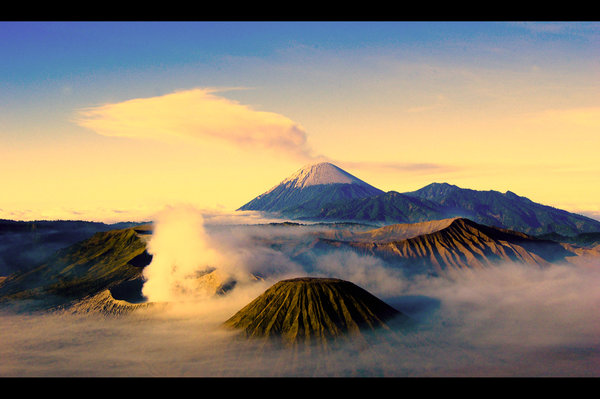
1,205 -> 599,377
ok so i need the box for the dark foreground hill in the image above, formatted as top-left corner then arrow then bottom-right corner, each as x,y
0,226 -> 153,312
0,219 -> 147,276
0,223 -> 251,314
223,277 -> 407,346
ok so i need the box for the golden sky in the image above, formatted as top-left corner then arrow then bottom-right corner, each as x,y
1,22 -> 599,222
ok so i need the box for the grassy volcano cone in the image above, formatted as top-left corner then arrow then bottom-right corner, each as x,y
223,277 -> 405,345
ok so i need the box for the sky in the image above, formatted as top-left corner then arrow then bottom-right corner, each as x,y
1,21 -> 600,222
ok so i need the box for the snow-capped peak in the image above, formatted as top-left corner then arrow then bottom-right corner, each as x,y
281,162 -> 368,189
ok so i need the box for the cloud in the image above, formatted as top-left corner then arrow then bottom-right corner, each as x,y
405,261 -> 600,350
3,258 -> 600,376
310,250 -> 408,297
3,209 -> 600,376
513,22 -> 573,35
141,205 -> 304,304
73,87 -> 316,160
199,208 -> 294,226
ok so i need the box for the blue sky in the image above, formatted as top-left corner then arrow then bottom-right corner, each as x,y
4,21 -> 596,92
3,21 -> 597,141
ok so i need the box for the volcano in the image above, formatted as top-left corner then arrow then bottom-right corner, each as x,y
238,162 -> 383,216
238,163 -> 600,236
223,277 -> 405,345
315,217 -> 577,275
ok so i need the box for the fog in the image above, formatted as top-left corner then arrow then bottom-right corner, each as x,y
1,206 -> 599,377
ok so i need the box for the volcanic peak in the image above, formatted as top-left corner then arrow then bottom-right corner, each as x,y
280,162 -> 373,189
223,277 -> 404,345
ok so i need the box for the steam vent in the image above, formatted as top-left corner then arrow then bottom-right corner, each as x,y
223,277 -> 406,345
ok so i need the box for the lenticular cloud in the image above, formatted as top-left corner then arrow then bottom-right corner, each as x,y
74,87 -> 314,160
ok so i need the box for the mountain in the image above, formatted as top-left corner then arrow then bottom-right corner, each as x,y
402,183 -> 600,236
0,225 -> 152,311
0,223 -> 258,313
1,215 -> 597,315
64,267 -> 241,316
238,164 -> 600,236
238,162 -> 384,216
223,277 -> 406,346
315,217 -> 580,275
0,219 -> 148,276
312,190 -> 446,224
65,288 -> 153,316
300,181 -> 600,236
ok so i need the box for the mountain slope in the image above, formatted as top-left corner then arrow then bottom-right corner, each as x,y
0,226 -> 152,311
311,191 -> 446,224
315,218 -> 578,275
238,163 -> 600,235
0,219 -> 147,276
64,289 -> 153,316
223,277 -> 405,346
403,183 -> 600,235
0,223 -> 264,313
338,217 -> 461,242
238,162 -> 384,215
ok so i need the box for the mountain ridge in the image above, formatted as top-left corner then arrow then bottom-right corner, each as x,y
314,217 -> 578,275
239,162 -> 600,236
402,182 -> 600,235
0,227 -> 151,311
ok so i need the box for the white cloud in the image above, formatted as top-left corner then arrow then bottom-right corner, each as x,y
74,87 -> 316,161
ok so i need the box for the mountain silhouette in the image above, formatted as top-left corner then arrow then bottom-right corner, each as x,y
0,226 -> 152,311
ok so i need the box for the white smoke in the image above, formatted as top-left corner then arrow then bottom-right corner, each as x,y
310,250 -> 408,296
404,261 -> 600,349
141,205 -> 304,304
141,205 -> 227,302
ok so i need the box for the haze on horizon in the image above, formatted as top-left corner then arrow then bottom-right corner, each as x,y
1,21 -> 600,223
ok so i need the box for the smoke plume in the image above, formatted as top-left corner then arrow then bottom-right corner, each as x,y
141,205 -> 227,302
